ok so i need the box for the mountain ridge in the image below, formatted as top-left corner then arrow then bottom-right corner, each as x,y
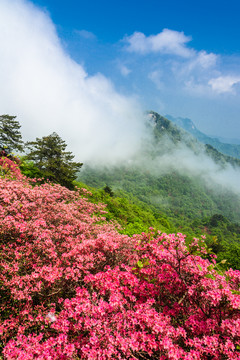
79,111 -> 240,227
165,113 -> 240,159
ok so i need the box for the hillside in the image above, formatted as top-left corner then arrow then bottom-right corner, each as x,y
78,111 -> 240,269
149,112 -> 240,167
166,114 -> 240,159
79,111 -> 240,224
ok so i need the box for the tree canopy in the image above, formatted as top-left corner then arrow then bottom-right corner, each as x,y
0,114 -> 24,154
25,132 -> 82,189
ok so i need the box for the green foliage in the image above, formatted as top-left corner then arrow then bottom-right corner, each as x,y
217,242 -> 240,270
79,111 -> 240,244
74,181 -> 173,236
148,111 -> 201,154
205,144 -> 240,167
79,164 -> 240,224
150,111 -> 240,167
151,111 -> 183,144
171,213 -> 240,270
103,185 -> 114,197
19,157 -> 44,179
78,163 -> 240,269
25,132 -> 83,189
0,114 -> 24,153
11,108 -> 239,271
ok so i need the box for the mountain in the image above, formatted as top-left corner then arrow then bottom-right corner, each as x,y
148,111 -> 240,168
165,114 -> 240,159
78,111 -> 240,269
79,111 -> 240,226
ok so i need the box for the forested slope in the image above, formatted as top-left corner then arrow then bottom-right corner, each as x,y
79,112 -> 240,269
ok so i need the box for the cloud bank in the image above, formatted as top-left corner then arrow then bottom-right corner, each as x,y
0,0 -> 145,164
1,0 -> 240,169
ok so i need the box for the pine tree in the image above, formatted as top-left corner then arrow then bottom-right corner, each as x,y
0,115 -> 24,154
26,132 -> 82,189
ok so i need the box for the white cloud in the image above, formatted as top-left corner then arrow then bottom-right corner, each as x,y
124,29 -> 223,100
119,64 -> 131,77
208,76 -> 240,94
125,29 -> 193,58
186,51 -> 217,73
75,29 -> 96,40
123,28 -> 239,103
183,79 -> 209,95
170,51 -> 218,95
148,71 -> 164,90
196,51 -> 217,69
125,32 -> 149,54
0,0 -> 145,164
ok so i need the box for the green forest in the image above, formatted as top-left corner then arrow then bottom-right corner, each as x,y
1,112 -> 240,359
78,112 -> 240,270
1,111 -> 240,271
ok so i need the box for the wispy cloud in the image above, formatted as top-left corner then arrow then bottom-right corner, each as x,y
124,29 -> 193,57
148,71 -> 164,90
123,29 -> 221,96
0,0 -> 145,164
194,51 -> 217,69
119,64 -> 131,77
75,29 -> 96,40
122,28 -> 240,97
208,75 -> 240,94
118,28 -> 240,137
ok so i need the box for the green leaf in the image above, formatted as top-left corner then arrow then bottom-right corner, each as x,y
231,290 -> 240,295
143,258 -> 149,266
205,274 -> 215,280
207,265 -> 214,271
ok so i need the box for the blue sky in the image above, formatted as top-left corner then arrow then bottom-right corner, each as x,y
31,0 -> 240,138
0,0 -> 240,163
31,0 -> 240,54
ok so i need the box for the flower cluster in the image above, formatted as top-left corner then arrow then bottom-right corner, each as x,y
0,159 -> 240,359
0,156 -> 23,180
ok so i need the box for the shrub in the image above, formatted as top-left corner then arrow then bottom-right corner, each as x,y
0,173 -> 239,359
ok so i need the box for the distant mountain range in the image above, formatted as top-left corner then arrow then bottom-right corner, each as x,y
148,111 -> 240,168
165,114 -> 240,159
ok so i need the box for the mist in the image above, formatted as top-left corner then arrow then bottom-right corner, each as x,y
0,0 -> 239,201
147,142 -> 240,195
0,0 -> 145,164
88,122 -> 240,198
